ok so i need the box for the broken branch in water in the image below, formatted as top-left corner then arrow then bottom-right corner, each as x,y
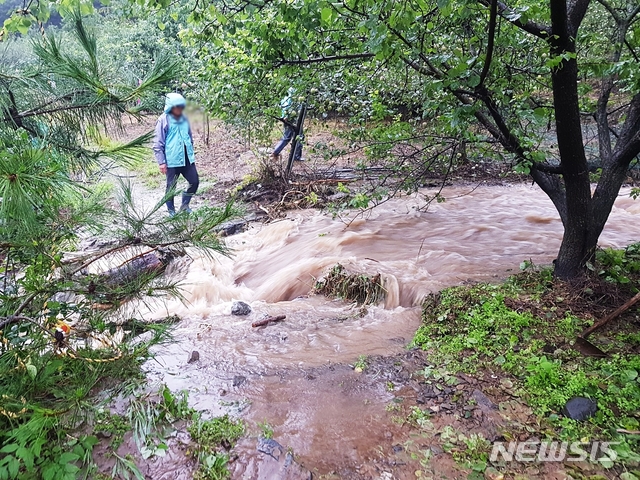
252,315 -> 286,327
314,264 -> 385,305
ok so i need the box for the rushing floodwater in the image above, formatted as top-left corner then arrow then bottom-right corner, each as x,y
139,184 -> 640,478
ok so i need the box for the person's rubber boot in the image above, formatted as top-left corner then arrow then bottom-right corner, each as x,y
180,206 -> 192,214
168,209 -> 176,217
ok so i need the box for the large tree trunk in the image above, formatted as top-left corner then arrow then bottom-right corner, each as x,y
549,0 -> 593,280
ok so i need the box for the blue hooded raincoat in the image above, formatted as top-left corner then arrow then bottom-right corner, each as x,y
153,93 -> 195,168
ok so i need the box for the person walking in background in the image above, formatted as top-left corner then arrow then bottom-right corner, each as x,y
153,93 -> 199,216
272,87 -> 304,162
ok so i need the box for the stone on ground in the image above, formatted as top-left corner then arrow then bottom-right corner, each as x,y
563,397 -> 597,421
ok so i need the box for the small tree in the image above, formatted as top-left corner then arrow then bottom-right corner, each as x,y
184,0 -> 640,280
0,11 -> 234,326
0,16 -> 234,477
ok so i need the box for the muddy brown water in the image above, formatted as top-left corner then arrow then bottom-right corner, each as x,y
138,184 -> 640,479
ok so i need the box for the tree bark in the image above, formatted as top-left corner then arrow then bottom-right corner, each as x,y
549,0 -> 593,280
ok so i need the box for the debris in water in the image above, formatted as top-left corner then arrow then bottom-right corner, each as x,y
233,375 -> 247,387
257,437 -> 283,461
187,350 -> 200,363
252,315 -> 286,328
231,301 -> 252,316
314,264 -> 385,305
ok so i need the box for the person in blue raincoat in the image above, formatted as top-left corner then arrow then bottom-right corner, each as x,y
153,93 -> 199,215
272,88 -> 304,162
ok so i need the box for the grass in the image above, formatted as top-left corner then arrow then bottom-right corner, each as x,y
412,264 -> 640,469
258,421 -> 274,439
315,264 -> 386,305
188,415 -> 244,451
130,157 -> 164,189
188,415 -> 244,480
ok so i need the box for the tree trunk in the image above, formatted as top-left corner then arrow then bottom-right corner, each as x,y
549,0 -> 593,281
555,226 -> 594,280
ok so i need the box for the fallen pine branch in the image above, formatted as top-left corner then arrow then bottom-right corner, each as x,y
252,315 -> 286,327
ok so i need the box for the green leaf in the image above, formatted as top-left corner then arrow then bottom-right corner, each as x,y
16,18 -> 31,35
7,457 -> 19,478
15,447 -> 34,470
26,363 -> 37,379
0,445 -> 18,454
321,7 -> 332,22
533,107 -> 547,120
58,452 -> 80,464
599,457 -> 614,469
620,473 -> 639,480
158,21 -> 166,30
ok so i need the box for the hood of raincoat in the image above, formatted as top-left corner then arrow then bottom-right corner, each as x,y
164,93 -> 187,114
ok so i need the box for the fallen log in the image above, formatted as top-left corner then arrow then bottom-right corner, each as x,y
101,251 -> 166,286
252,315 -> 286,328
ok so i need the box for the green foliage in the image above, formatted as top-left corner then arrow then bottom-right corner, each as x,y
407,406 -> 433,430
188,415 -> 244,452
0,330 -> 164,480
193,453 -> 230,480
0,14 -> 236,480
188,415 -> 244,480
94,411 -> 130,449
440,426 -> 491,472
413,269 -> 640,465
257,421 -> 274,440
591,243 -> 640,287
353,355 -> 368,372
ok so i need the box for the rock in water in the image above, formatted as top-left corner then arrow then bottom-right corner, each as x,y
187,351 -> 200,363
216,219 -> 247,237
257,438 -> 284,461
231,301 -> 252,316
563,397 -> 597,421
256,438 -> 312,480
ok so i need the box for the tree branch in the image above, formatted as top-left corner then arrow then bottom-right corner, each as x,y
568,0 -> 592,35
478,0 -> 498,85
594,0 -> 621,22
596,4 -> 628,166
478,0 -> 551,38
611,93 -> 640,166
275,53 -> 375,65
625,39 -> 640,62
